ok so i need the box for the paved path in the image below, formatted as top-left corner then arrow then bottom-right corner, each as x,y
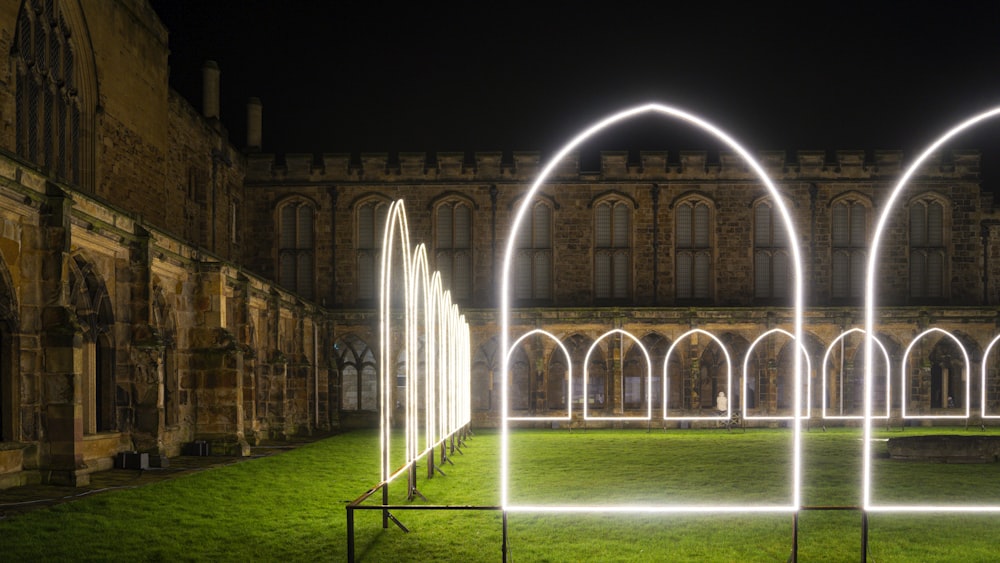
0,439 -> 324,522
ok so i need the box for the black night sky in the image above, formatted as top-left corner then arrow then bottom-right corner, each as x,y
150,1 -> 1000,183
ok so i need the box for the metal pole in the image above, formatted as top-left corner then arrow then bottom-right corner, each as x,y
861,511 -> 869,563
501,510 -> 508,562
791,512 -> 798,562
347,506 -> 355,563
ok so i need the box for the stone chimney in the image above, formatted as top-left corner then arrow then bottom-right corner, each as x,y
246,97 -> 262,150
202,60 -> 220,119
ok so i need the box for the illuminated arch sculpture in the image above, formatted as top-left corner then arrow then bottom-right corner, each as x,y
662,328 -> 733,422
864,105 -> 1000,512
500,103 -> 805,513
741,328 -> 813,421
506,329 -> 573,421
899,328 -> 970,420
377,200 -> 472,491
980,333 -> 1000,419
583,329 -> 652,421
821,329 -> 891,419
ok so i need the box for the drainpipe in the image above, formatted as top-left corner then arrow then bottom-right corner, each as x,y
651,184 -> 660,304
490,185 -> 498,303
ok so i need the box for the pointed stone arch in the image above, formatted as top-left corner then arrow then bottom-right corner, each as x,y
69,252 -> 115,433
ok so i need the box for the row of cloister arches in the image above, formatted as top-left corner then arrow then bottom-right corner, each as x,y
464,326 -> 1000,420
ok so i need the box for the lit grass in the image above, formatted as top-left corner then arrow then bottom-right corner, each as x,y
2,427 -> 1000,561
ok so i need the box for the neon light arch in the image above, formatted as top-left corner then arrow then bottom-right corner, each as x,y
741,328 -> 813,421
662,328 -> 733,421
582,329 -> 653,420
379,199 -> 412,484
408,243 -> 433,462
506,329 -> 573,421
899,327 -> 971,420
820,329 -> 891,419
863,105 -> 1000,512
980,333 -> 1000,419
500,102 -> 805,513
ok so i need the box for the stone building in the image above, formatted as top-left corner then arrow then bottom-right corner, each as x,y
0,0 -> 332,489
2,0 -> 1000,490
244,148 -> 1000,430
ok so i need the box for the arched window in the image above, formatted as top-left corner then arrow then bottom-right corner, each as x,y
277,200 -> 315,299
753,200 -> 789,300
335,335 -> 377,411
675,199 -> 712,300
515,200 -> 552,301
909,196 -> 947,300
594,200 -> 631,300
435,200 -> 472,301
15,0 -> 82,186
356,199 -> 389,303
831,198 -> 868,300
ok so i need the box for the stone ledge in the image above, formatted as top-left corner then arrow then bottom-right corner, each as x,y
887,435 -> 1000,463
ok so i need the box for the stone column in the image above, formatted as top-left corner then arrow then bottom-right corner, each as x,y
40,184 -> 87,485
190,265 -> 248,455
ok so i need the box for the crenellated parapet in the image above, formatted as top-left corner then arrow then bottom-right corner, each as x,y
245,149 -> 983,184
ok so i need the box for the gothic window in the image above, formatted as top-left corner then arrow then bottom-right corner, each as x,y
594,200 -> 631,300
909,196 -> 946,300
435,200 -> 472,301
356,199 -> 389,303
15,0 -> 81,186
753,200 -> 789,300
675,199 -> 712,300
624,333 -> 667,411
278,200 -> 315,299
514,201 -> 552,301
831,198 -> 868,300
335,335 -> 377,411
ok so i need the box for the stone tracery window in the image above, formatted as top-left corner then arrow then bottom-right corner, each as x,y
753,200 -> 789,300
594,199 -> 631,301
335,335 -> 377,411
15,0 -> 81,186
514,200 -> 552,301
277,199 -> 315,299
675,199 -> 712,300
356,199 -> 389,303
435,200 -> 472,301
909,195 -> 947,300
831,198 -> 868,300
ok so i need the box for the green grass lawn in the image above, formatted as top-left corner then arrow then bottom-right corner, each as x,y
2,426 -> 1000,561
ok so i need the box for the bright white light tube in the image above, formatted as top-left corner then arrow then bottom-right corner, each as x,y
583,329 -> 653,421
506,329 -> 574,421
864,105 -> 1000,512
500,103 -> 804,513
740,328 -> 812,421
661,329 -> 733,421
820,329 -> 891,420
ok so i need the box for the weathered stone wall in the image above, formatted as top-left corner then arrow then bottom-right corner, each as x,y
246,149 -> 995,310
0,151 -> 330,488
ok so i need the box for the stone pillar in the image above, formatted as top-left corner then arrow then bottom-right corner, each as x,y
190,265 -> 248,455
40,184 -> 87,485
128,225 -> 165,454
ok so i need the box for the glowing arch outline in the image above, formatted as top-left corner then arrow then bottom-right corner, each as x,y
821,329 -> 891,420
980,333 -> 1000,419
740,328 -> 813,421
661,328 -> 734,421
582,329 -> 653,421
864,105 -> 1000,512
500,102 -> 805,513
506,329 -> 574,421
899,328 -> 971,420
379,199 -> 412,484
